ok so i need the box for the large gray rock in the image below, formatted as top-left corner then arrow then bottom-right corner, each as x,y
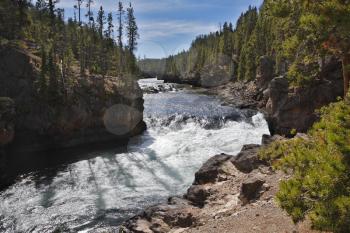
231,144 -> 265,173
122,198 -> 199,233
239,177 -> 266,205
186,185 -> 211,208
194,154 -> 235,185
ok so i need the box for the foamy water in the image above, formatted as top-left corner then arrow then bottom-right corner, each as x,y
0,79 -> 269,232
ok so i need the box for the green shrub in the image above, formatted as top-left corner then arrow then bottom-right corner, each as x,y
259,94 -> 350,233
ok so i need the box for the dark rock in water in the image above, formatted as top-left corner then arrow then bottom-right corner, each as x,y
194,154 -> 235,185
239,177 -> 265,205
160,74 -> 182,84
231,144 -> 265,173
185,185 -> 211,208
256,56 -> 275,90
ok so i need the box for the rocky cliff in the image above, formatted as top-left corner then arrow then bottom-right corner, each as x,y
199,56 -> 344,136
0,45 -> 146,153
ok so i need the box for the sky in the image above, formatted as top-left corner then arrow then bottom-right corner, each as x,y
55,0 -> 263,58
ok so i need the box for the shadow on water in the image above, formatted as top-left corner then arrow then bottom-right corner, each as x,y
1,141 -> 128,191
125,152 -> 173,191
104,155 -> 137,191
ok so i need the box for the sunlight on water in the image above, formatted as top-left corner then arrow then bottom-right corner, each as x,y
0,79 -> 270,232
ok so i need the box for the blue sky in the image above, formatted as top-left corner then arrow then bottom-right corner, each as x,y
56,0 -> 263,58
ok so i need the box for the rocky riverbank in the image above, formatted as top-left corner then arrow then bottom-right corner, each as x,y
160,55 -> 344,137
120,55 -> 344,233
121,135 -> 320,233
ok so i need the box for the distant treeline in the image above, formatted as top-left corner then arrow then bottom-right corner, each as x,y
150,0 -> 349,94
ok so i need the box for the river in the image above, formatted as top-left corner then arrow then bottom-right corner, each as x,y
0,79 -> 270,232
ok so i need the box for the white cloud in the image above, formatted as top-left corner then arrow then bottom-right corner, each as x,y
57,0 -> 221,13
139,20 -> 217,40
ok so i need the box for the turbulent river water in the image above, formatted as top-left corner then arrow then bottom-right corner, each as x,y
0,79 -> 270,232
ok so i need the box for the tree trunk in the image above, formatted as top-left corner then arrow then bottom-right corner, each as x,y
342,54 -> 350,97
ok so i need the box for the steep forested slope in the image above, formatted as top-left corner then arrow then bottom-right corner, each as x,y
156,0 -> 349,95
0,0 -> 145,152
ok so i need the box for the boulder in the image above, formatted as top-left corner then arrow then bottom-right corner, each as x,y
186,185 -> 211,207
239,177 -> 266,205
122,198 -> 199,233
194,154 -> 236,185
231,145 -> 265,173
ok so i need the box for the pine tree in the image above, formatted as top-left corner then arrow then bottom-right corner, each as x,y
126,3 -> 139,53
105,12 -> 114,39
35,0 -> 46,11
48,0 -> 59,28
86,0 -> 94,27
299,0 -> 350,96
74,0 -> 83,26
39,48 -> 48,98
96,6 -> 106,38
117,1 -> 124,48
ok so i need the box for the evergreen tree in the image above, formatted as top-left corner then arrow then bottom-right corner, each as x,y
74,0 -> 83,26
299,0 -> 350,96
117,1 -> 124,48
105,12 -> 114,39
126,3 -> 139,53
39,48 -> 48,98
96,6 -> 106,38
86,0 -> 94,27
48,0 -> 59,28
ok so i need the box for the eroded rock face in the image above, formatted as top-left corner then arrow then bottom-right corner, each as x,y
0,97 -> 15,146
266,76 -> 343,136
0,45 -> 146,153
256,56 -> 275,90
263,57 -> 344,136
